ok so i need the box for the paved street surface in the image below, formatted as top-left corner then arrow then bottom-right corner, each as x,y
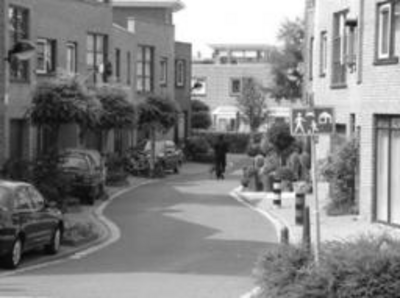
0,166 -> 277,298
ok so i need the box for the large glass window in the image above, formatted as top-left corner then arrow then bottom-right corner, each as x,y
136,46 -> 154,93
8,5 -> 30,81
375,116 -> 400,225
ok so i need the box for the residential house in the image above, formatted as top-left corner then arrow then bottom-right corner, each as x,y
6,0 -> 113,160
305,0 -> 400,225
112,0 -> 192,144
192,44 -> 289,132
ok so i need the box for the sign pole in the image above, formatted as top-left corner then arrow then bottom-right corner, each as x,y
311,134 -> 321,264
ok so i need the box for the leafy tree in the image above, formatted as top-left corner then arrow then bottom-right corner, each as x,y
28,77 -> 101,154
191,99 -> 211,129
266,121 -> 295,165
95,85 -> 137,152
137,95 -> 180,175
270,18 -> 304,101
236,77 -> 269,135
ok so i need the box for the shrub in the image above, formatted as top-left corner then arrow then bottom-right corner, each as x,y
320,137 -> 359,215
184,135 -> 211,160
256,234 -> 400,298
267,122 -> 295,164
63,221 -> 100,246
275,166 -> 296,182
191,131 -> 251,154
106,153 -> 128,184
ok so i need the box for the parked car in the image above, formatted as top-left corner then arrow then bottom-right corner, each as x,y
59,148 -> 106,205
144,140 -> 183,173
0,180 -> 64,269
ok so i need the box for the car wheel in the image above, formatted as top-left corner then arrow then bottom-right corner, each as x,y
4,237 -> 22,269
45,227 -> 61,255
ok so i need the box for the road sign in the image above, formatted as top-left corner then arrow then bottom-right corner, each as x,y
291,107 -> 335,136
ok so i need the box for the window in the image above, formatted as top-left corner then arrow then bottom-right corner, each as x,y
127,52 -> 131,85
320,31 -> 328,76
230,78 -> 242,95
115,48 -> 121,82
136,46 -> 154,93
87,33 -> 108,83
375,116 -> 400,225
332,11 -> 347,87
160,57 -> 168,86
66,42 -> 77,74
8,5 -> 30,81
28,186 -> 45,210
36,39 -> 56,74
309,37 -> 314,80
176,59 -> 185,87
14,187 -> 33,210
375,1 -> 398,63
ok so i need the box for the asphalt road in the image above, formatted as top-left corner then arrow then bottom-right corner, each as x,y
0,167 -> 278,298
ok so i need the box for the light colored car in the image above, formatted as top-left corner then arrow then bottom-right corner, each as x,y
0,181 -> 64,269
144,140 -> 183,173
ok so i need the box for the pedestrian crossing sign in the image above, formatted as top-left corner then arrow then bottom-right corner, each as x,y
291,107 -> 335,136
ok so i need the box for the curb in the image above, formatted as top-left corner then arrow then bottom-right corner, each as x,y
230,187 -> 291,244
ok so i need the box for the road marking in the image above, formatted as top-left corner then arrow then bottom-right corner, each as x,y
240,286 -> 262,298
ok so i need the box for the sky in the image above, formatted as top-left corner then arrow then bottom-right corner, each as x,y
174,0 -> 305,58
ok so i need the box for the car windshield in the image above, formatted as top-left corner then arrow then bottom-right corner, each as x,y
60,156 -> 89,170
0,187 -> 10,210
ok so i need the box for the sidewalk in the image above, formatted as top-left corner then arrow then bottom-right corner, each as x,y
231,169 -> 400,245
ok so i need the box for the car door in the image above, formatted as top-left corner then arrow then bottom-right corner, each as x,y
13,186 -> 39,250
27,186 -> 55,245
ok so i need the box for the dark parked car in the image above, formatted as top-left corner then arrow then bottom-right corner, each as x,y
59,148 -> 106,205
0,180 -> 64,269
144,140 -> 183,173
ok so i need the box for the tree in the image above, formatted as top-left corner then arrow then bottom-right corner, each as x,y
191,99 -> 212,129
137,95 -> 180,175
28,77 -> 101,154
270,18 -> 304,101
236,77 -> 269,135
95,85 -> 137,152
266,121 -> 295,165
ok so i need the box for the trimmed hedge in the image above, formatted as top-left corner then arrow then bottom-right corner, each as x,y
191,130 -> 258,154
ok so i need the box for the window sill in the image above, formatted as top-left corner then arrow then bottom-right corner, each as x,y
330,83 -> 347,89
374,56 -> 399,66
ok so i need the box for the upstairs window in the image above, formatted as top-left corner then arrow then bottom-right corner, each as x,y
87,33 -> 108,83
8,5 -> 30,81
175,59 -> 185,87
230,78 -> 242,96
160,57 -> 168,86
36,39 -> 57,74
66,42 -> 77,74
136,46 -> 154,93
331,10 -> 347,87
115,48 -> 121,82
320,31 -> 328,76
375,1 -> 398,64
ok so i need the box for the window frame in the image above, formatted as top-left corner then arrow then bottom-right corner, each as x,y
175,59 -> 185,87
230,78 -> 242,96
36,38 -> 57,75
8,5 -> 30,82
160,57 -> 168,86
375,1 -> 398,65
320,31 -> 328,77
331,10 -> 348,88
66,42 -> 77,74
86,33 -> 108,83
136,45 -> 154,93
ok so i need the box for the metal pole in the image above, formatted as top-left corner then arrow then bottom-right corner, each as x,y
311,134 -> 321,264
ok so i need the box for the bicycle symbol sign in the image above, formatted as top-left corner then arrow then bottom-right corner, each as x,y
291,107 -> 335,136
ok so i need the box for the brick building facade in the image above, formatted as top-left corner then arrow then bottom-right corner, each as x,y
0,0 -> 7,164
305,0 -> 400,225
0,0 -> 192,162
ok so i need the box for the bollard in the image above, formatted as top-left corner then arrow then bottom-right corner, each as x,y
302,206 -> 311,252
280,226 -> 289,244
295,193 -> 306,225
272,177 -> 282,207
